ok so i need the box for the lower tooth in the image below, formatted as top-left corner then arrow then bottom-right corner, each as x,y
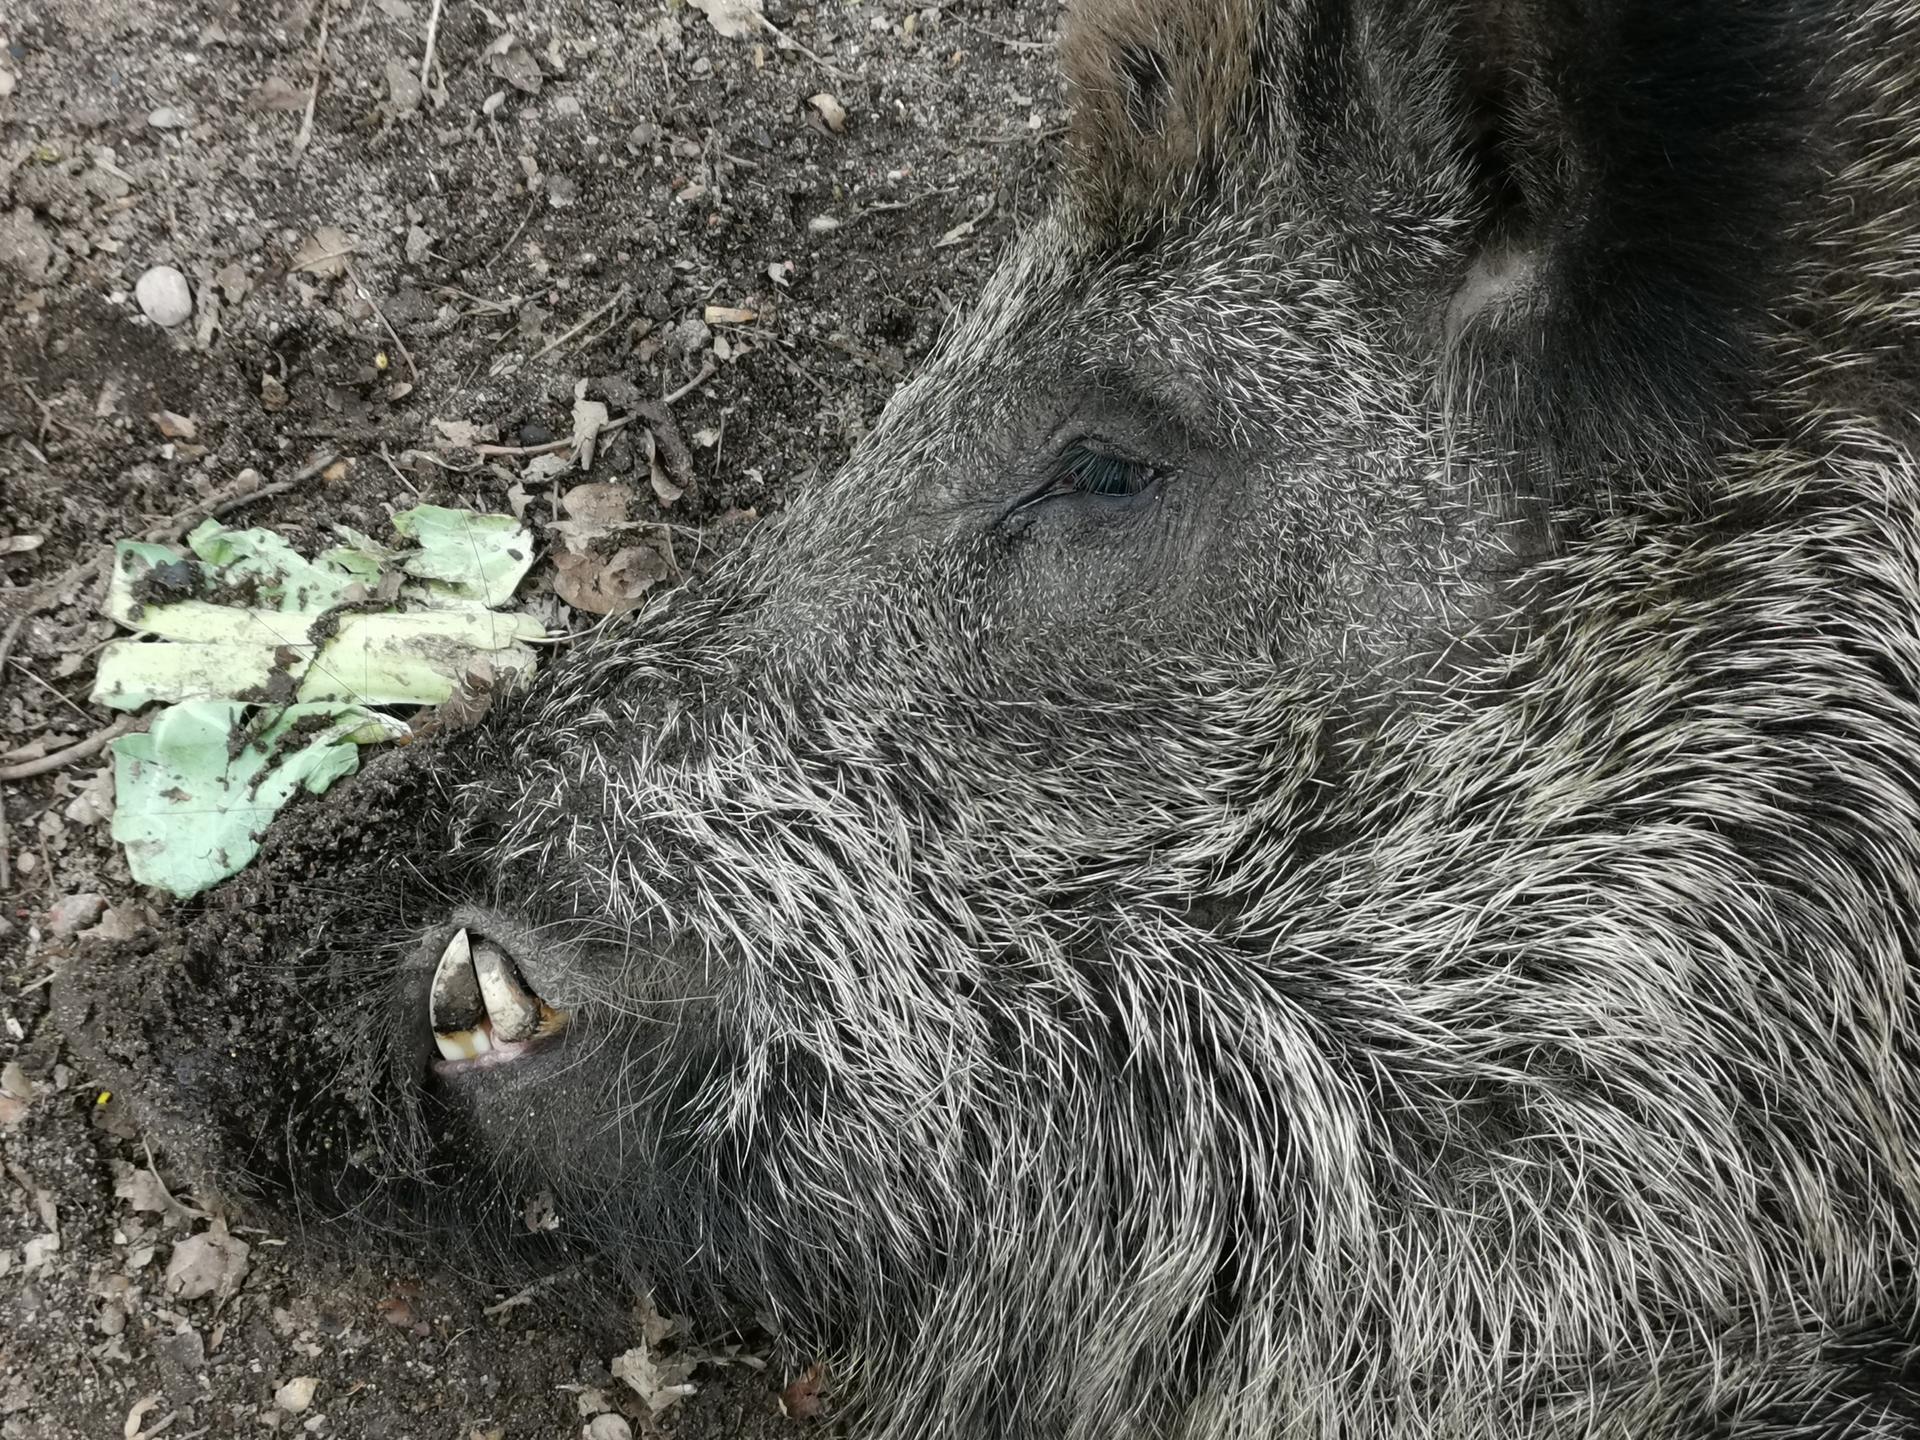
434,1028 -> 493,1062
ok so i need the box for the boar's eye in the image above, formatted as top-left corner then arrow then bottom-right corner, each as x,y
1058,443 -> 1160,498
998,440 -> 1165,529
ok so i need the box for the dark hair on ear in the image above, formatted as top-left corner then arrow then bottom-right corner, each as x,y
1451,0 -> 1824,472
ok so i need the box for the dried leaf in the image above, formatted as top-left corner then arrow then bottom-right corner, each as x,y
649,467 -> 684,509
123,1393 -> 166,1440
808,92 -> 847,133
484,33 -> 543,94
292,225 -> 354,278
247,76 -> 308,111
432,417 -> 481,449
432,659 -> 499,732
523,1188 -> 559,1232
523,452 -> 572,484
688,0 -> 764,39
571,394 -> 611,470
162,1218 -> 251,1303
550,542 -> 673,615
558,482 -> 634,537
377,1295 -> 428,1334
612,1341 -> 698,1415
213,260 -> 252,304
634,1296 -> 684,1348
642,429 -> 684,507
779,1364 -> 827,1420
113,1161 -> 207,1223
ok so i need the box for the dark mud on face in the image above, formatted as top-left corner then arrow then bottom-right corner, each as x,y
57,723 -> 756,1346
56,742 -> 546,1259
57,748 -> 461,1223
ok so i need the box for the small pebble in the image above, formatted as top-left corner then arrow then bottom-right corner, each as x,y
134,265 -> 193,327
274,1376 -> 319,1414
47,892 -> 105,936
584,1416 -> 632,1440
669,316 -> 711,360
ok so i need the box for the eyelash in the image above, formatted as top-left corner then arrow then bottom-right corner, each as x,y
997,440 -> 1166,528
1056,444 -> 1160,499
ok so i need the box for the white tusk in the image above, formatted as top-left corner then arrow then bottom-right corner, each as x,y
472,939 -> 540,1042
429,928 -> 486,1033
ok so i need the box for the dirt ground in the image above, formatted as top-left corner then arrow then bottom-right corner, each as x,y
0,1 -> 1057,1434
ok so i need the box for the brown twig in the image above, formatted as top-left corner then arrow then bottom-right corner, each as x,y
141,1138 -> 209,1222
169,451 -> 339,538
954,124 -> 1068,148
377,443 -> 421,493
469,364 -> 715,460
18,382 -> 85,442
393,448 -> 483,473
531,284 -> 631,362
0,716 -> 138,783
475,205 -> 537,276
418,0 -> 443,88
755,12 -> 846,80
473,415 -> 632,460
0,736 -> 48,764
8,656 -> 93,725
952,15 -> 1054,50
348,266 -> 419,382
663,360 -> 719,407
292,0 -> 332,165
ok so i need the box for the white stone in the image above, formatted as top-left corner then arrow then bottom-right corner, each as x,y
134,265 -> 193,327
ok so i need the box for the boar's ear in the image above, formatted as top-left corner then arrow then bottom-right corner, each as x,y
1443,0 -> 1818,466
1062,0 -> 1814,466
1061,0 -> 1269,225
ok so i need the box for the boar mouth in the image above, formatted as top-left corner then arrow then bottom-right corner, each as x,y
426,925 -> 571,1074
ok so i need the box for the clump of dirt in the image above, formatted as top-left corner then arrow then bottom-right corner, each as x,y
0,1 -> 1059,1434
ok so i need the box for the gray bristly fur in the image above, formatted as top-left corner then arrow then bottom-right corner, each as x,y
61,0 -> 1920,1435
